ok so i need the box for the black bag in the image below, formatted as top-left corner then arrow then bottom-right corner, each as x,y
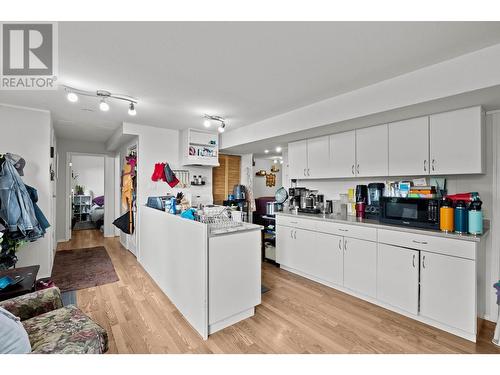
113,211 -> 134,234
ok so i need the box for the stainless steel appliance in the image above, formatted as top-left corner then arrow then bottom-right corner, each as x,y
379,197 -> 440,229
366,183 -> 385,219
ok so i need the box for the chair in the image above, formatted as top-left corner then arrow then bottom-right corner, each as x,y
0,287 -> 108,354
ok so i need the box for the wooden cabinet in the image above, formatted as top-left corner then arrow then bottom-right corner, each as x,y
288,140 -> 308,179
343,237 -> 377,298
329,131 -> 356,178
429,106 -> 484,175
312,232 -> 344,286
307,136 -> 330,178
377,244 -> 419,314
419,251 -> 476,334
355,124 -> 388,177
212,154 -> 240,205
388,116 -> 429,176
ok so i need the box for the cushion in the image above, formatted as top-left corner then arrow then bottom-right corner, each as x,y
0,306 -> 31,353
92,195 -> 104,207
23,305 -> 108,354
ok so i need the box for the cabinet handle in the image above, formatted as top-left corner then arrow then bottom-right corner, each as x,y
338,238 -> 342,250
307,168 -> 311,176
290,230 -> 293,239
338,228 -> 349,232
422,255 -> 426,269
293,230 -> 297,240
356,164 -> 360,175
412,240 -> 428,245
431,159 -> 435,171
290,221 -> 298,224
351,164 -> 355,175
412,254 -> 416,268
344,239 -> 347,252
423,160 -> 427,172
303,168 -> 306,176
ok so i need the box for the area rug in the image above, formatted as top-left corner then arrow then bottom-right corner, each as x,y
73,221 -> 97,231
51,246 -> 119,292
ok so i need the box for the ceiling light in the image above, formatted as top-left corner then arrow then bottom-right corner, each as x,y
203,119 -> 211,128
280,160 -> 284,164
218,123 -> 226,133
67,92 -> 78,103
273,159 -> 278,164
128,102 -> 137,116
276,146 -> 282,153
99,99 -> 110,112
264,149 -> 269,154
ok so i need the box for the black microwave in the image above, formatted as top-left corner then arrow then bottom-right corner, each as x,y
379,197 -> 440,229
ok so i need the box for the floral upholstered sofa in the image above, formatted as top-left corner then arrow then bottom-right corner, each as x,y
0,287 -> 108,354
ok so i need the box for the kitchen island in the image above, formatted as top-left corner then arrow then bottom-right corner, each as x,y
139,205 -> 262,339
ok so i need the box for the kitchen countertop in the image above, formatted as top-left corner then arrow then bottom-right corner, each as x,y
276,211 -> 489,243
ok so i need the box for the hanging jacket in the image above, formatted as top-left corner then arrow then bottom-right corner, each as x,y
25,185 -> 50,233
0,158 -> 40,238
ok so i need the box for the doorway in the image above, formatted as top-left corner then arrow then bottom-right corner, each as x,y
66,153 -> 105,239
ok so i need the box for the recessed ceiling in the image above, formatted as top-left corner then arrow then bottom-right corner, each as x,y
1,21 -> 500,142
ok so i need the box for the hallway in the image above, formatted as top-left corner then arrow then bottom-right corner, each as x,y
57,230 -> 500,354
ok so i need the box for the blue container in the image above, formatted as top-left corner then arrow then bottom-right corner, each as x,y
468,200 -> 483,235
169,197 -> 177,214
454,200 -> 468,234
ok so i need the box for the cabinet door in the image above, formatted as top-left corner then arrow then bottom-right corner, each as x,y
288,140 -> 308,179
329,131 -> 356,178
312,232 -> 344,286
420,251 -> 476,334
429,106 -> 484,175
377,244 -> 419,314
276,225 -> 296,268
388,117 -> 429,176
293,228 -> 317,275
307,136 -> 330,178
343,238 -> 377,298
355,124 -> 388,177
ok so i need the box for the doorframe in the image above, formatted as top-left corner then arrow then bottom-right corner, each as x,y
65,152 -> 107,241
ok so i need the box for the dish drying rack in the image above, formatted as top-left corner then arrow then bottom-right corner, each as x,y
196,208 -> 244,233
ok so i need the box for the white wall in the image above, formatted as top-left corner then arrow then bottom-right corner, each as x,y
55,138 -> 107,241
71,155 -> 104,197
283,112 -> 499,322
253,158 -> 282,198
0,104 -> 53,278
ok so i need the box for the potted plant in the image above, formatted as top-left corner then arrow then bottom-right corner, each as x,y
0,235 -> 26,270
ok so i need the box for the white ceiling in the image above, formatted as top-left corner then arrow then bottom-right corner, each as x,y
1,22 -> 500,143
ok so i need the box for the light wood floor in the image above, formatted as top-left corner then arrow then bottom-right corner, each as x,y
57,229 -> 500,354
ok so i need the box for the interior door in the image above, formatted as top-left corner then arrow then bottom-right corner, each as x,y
420,251 -> 476,334
313,232 -> 344,285
329,131 -> 356,178
429,106 -> 484,175
306,136 -> 330,178
288,140 -> 308,179
377,243 -> 419,314
343,237 -> 377,298
212,154 -> 241,205
355,124 -> 388,177
388,116 -> 429,176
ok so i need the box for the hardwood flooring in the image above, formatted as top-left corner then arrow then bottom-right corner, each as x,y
57,229 -> 500,354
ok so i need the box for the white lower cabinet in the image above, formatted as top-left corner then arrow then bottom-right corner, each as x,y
313,232 -> 343,285
276,225 -> 298,270
419,251 -> 476,334
377,244 -> 419,315
343,238 -> 377,298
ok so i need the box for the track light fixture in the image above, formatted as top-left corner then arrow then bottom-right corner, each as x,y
203,114 -> 227,133
64,86 -> 138,116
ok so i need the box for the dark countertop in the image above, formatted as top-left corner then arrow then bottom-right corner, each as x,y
276,211 -> 489,243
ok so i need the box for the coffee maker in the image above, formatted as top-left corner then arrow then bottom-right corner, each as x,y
366,183 -> 385,219
289,187 -> 307,210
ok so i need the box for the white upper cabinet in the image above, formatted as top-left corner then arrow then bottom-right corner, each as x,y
307,136 -> 330,179
329,130 -> 356,178
429,106 -> 484,175
388,117 -> 429,176
355,124 -> 388,177
288,140 -> 308,179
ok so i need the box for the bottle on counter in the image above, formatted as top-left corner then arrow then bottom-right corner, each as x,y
468,200 -> 483,235
454,200 -> 468,234
439,197 -> 454,232
169,196 -> 177,214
